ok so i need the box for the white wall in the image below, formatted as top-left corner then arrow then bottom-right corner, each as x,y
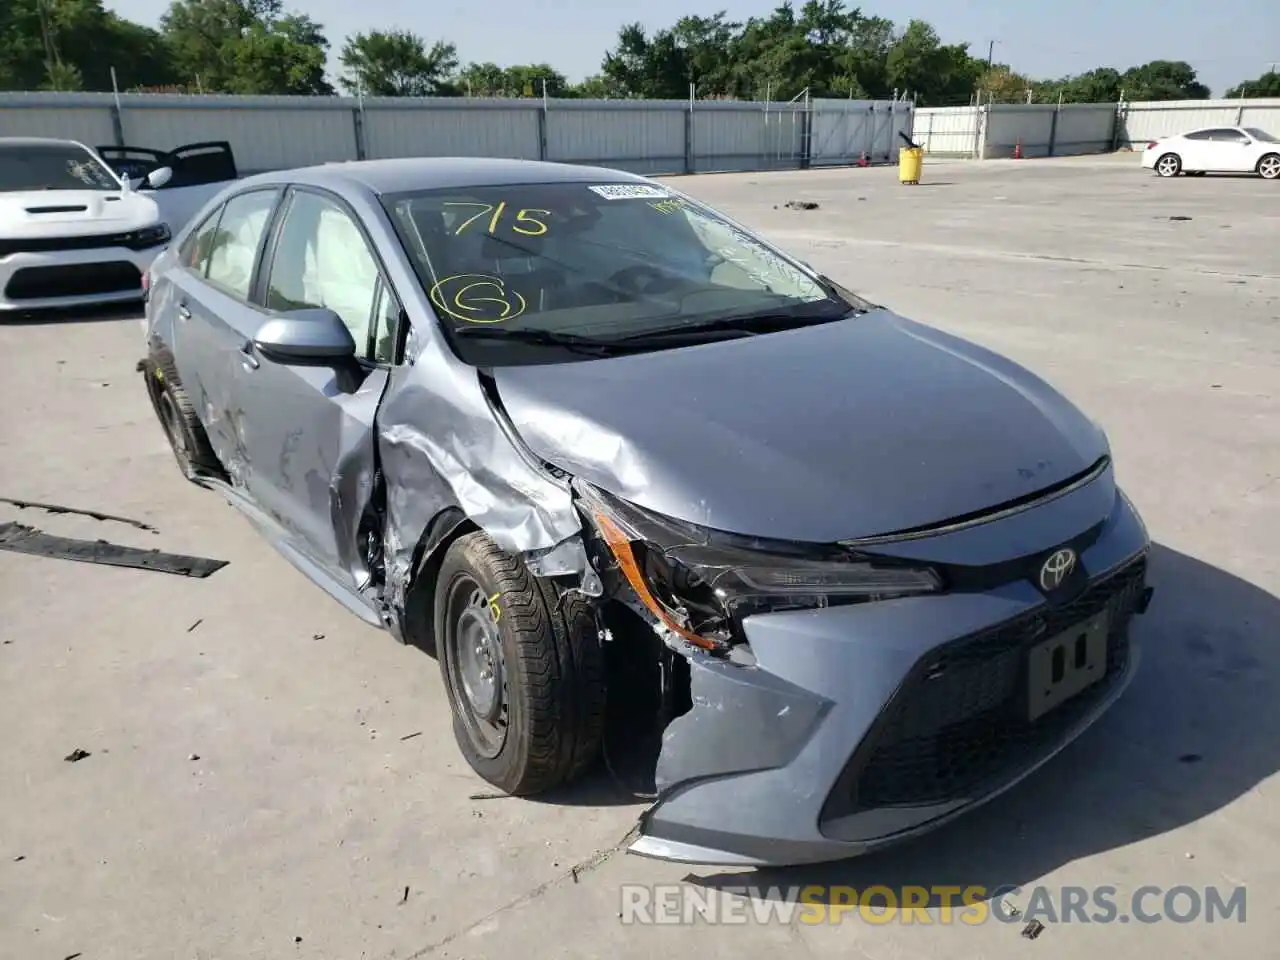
912,106 -> 981,158
0,91 -> 899,176
1116,99 -> 1280,146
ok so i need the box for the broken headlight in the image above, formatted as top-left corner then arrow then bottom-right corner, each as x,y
574,480 -> 942,651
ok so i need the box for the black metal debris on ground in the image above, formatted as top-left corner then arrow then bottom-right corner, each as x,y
64,748 -> 91,763
782,200 -> 820,211
1021,919 -> 1046,940
0,496 -> 159,533
0,522 -> 227,578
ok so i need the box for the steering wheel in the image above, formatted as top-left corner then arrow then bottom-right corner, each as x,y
607,264 -> 684,297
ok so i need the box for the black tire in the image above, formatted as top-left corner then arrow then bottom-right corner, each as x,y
435,531 -> 604,795
1258,153 -> 1280,181
1154,152 -> 1181,177
143,350 -> 225,481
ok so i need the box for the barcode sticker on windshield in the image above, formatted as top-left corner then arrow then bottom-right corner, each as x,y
588,184 -> 671,200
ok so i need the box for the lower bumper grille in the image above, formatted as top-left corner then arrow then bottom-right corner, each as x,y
4,262 -> 142,301
821,555 -> 1148,822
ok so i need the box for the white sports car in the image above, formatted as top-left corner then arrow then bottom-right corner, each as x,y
1141,125 -> 1280,180
0,137 -> 235,312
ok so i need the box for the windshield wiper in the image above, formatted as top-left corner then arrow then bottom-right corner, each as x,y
452,325 -> 648,356
615,304 -> 852,342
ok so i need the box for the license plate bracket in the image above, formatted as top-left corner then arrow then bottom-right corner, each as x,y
1027,610 -> 1110,721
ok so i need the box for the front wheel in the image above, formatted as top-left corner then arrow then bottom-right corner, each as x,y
142,351 -> 224,482
1258,154 -> 1280,181
435,532 -> 604,795
1155,153 -> 1182,177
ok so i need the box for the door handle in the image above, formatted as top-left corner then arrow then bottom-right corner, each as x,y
239,342 -> 260,370
176,303 -> 191,320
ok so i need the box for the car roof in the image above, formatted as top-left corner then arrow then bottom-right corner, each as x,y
244,156 -> 653,196
0,136 -> 93,151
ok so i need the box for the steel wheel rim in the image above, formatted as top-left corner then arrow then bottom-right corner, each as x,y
445,576 -> 508,759
1260,157 -> 1280,179
1157,156 -> 1178,176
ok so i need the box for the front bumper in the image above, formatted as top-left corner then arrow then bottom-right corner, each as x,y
0,244 -> 166,312
629,479 -> 1152,867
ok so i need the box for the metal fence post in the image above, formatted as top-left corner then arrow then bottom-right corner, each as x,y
800,93 -> 812,169
108,66 -> 125,146
1048,98 -> 1060,157
537,103 -> 548,161
108,102 -> 125,147
351,107 -> 367,160
685,95 -> 695,174
972,93 -> 984,160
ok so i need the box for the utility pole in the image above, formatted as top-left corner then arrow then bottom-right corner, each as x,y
987,40 -> 997,67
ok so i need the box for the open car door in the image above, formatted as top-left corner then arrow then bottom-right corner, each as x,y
96,145 -> 170,183
97,141 -> 238,188
97,141 -> 240,232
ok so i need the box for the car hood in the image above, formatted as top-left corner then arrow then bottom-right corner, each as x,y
490,309 -> 1110,543
0,189 -> 160,239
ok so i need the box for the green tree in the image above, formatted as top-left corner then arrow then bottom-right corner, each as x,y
457,61 -> 507,96
226,14 -> 331,95
1119,60 -> 1209,100
884,20 -> 983,105
977,64 -> 1035,104
503,64 -> 570,97
0,0 -> 177,91
338,29 -> 458,96
601,23 -> 690,99
571,74 -> 621,98
160,0 -> 331,94
1057,67 -> 1123,103
1225,69 -> 1280,98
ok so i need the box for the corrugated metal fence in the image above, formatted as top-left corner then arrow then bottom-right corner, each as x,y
0,91 -> 911,176
1115,99 -> 1280,146
914,98 -> 1280,159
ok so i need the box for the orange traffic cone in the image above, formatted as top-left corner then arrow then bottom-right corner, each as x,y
1013,140 -> 1023,159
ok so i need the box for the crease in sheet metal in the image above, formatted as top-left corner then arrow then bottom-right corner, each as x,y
373,327 -> 588,611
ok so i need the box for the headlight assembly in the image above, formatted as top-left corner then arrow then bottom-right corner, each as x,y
122,223 -> 171,250
574,480 -> 942,651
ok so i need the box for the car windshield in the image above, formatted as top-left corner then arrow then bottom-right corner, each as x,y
1244,128 -> 1279,143
382,181 -> 862,358
0,143 -> 120,192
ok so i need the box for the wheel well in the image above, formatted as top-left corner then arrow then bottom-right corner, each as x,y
1258,152 -> 1280,170
401,511 -> 481,654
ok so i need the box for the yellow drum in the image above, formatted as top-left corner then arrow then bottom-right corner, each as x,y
898,146 -> 924,184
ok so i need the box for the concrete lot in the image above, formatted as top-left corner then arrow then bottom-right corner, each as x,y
2,153 -> 1278,959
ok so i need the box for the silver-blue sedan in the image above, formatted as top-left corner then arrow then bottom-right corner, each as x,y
139,156 -> 1154,867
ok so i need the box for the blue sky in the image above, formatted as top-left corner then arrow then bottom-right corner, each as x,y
109,0 -> 1277,96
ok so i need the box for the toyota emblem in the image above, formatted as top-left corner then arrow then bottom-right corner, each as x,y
1039,548 -> 1077,592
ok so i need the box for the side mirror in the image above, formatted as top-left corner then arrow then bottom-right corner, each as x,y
254,308 -> 357,364
145,166 -> 174,189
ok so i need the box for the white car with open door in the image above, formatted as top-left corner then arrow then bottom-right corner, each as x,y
1142,126 -> 1280,179
0,137 -> 238,313
97,141 -> 240,232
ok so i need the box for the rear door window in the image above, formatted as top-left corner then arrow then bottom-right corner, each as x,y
181,207 -> 224,275
204,190 -> 279,300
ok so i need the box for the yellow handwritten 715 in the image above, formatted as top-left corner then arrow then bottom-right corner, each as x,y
443,202 -> 550,237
